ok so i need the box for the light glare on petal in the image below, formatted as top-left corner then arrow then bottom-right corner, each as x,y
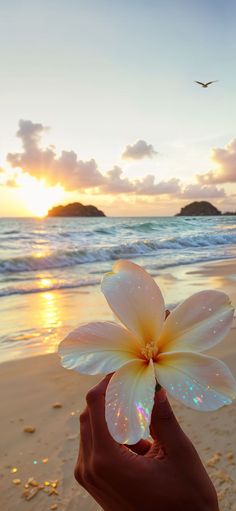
105,359 -> 156,444
158,290 -> 234,353
102,259 -> 165,344
155,351 -> 236,411
59,321 -> 141,375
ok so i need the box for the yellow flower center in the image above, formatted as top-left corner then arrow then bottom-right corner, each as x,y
141,341 -> 158,361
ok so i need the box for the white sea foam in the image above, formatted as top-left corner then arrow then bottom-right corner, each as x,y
0,216 -> 235,297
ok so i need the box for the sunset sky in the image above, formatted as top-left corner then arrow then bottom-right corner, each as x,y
0,0 -> 236,216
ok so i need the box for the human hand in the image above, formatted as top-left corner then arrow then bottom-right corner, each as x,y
75,377 -> 219,511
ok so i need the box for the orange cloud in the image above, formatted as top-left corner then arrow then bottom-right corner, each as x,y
6,120 -> 179,197
4,120 -> 234,207
197,139 -> 236,184
180,183 -> 225,199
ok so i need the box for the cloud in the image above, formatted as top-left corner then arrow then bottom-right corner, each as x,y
99,170 -> 180,196
0,167 -> 5,186
6,120 -> 180,197
181,183 -> 225,199
197,139 -> 236,184
8,120 -> 105,190
5,120 -> 231,202
135,176 -> 181,195
5,177 -> 20,187
122,139 -> 157,160
0,164 -> 20,188
100,166 -> 135,193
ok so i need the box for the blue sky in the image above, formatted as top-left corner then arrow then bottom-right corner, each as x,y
0,0 -> 236,215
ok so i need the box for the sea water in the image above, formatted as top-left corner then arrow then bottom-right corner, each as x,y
0,216 -> 236,360
0,216 -> 236,298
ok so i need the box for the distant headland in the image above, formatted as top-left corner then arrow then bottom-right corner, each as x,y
48,202 -> 106,217
176,201 -> 235,216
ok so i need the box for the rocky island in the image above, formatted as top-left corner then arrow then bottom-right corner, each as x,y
48,202 -> 106,217
176,201 -> 221,216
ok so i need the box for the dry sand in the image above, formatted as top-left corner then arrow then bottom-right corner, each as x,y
1,258 -> 236,511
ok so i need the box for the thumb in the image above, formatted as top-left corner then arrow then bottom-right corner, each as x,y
150,388 -> 188,456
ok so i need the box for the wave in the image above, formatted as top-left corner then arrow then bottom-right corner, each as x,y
0,234 -> 32,241
94,227 -> 115,235
0,231 -> 236,274
0,278 -> 100,297
1,230 -> 19,235
0,252 -> 235,298
123,221 -> 157,232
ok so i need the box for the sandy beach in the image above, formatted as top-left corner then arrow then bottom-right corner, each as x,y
1,257 -> 236,511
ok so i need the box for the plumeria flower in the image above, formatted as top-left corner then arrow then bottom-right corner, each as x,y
59,260 -> 236,445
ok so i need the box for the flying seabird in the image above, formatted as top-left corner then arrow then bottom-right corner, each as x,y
194,80 -> 218,88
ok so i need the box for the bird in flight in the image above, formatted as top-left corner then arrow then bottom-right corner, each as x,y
194,80 -> 218,88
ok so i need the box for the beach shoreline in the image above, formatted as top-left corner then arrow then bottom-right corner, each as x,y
1,254 -> 236,363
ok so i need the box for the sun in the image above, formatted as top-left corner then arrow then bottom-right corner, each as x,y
18,174 -> 64,217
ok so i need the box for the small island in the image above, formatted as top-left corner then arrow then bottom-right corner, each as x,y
176,201 -> 221,216
48,202 -> 106,217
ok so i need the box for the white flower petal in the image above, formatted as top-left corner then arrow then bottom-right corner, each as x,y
158,290 -> 234,353
58,321 -> 140,375
101,260 -> 165,344
105,359 -> 156,444
155,351 -> 236,411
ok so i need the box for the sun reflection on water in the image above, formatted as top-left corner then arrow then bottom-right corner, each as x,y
36,288 -> 63,353
39,278 -> 55,289
41,291 -> 62,329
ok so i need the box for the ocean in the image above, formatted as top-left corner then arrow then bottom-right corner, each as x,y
0,216 -> 236,361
